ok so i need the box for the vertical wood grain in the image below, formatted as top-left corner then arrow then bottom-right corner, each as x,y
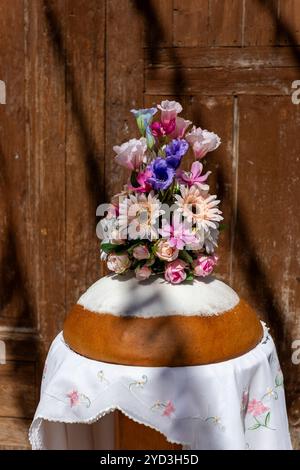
65,0 -> 105,311
174,0 -> 209,46
278,0 -> 300,45
36,0 -> 67,350
244,0 -> 279,46
209,0 -> 244,46
105,0 -> 144,200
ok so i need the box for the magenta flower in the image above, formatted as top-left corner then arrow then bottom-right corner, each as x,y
160,221 -> 197,250
163,400 -> 175,417
176,161 -> 211,189
128,168 -> 153,193
193,255 -> 218,277
67,390 -> 80,407
165,259 -> 187,284
247,399 -> 269,417
150,119 -> 176,137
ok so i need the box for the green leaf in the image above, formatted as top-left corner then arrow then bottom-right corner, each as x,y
186,273 -> 194,281
179,250 -> 194,264
248,423 -> 261,430
100,242 -> 118,254
101,242 -> 127,254
264,412 -> 271,427
275,374 -> 283,387
219,223 -> 227,232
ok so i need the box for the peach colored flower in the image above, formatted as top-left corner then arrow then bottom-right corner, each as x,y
175,184 -> 223,231
156,239 -> 179,262
132,244 -> 150,260
135,265 -> 152,281
107,253 -> 131,274
164,259 -> 187,284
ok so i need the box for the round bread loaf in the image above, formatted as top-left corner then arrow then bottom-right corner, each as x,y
63,274 -> 263,366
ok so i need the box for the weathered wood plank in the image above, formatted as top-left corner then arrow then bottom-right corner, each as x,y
0,361 -> 36,418
0,417 -> 31,450
65,0 -> 105,311
0,331 -> 39,361
35,0 -> 67,349
146,46 -> 300,69
146,66 -> 300,95
209,0 -> 244,46
105,0 -> 144,199
244,0 -> 279,46
174,0 -> 209,46
231,96 -> 300,437
0,0 -> 34,329
278,0 -> 300,45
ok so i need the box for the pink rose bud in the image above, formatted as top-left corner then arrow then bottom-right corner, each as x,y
164,259 -> 187,284
193,255 -> 218,277
107,253 -> 131,274
132,244 -> 151,260
156,239 -> 179,262
135,265 -> 152,281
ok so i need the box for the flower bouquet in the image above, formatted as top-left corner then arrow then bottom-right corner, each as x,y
99,100 -> 223,284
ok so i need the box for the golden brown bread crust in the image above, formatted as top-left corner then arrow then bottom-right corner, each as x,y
63,299 -> 263,366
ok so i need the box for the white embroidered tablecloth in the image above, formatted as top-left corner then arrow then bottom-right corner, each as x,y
29,324 -> 292,450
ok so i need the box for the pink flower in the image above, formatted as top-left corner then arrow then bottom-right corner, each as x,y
193,255 -> 218,277
157,100 -> 183,125
135,265 -> 152,281
165,259 -> 187,284
67,390 -> 79,407
156,239 -> 179,262
163,400 -> 176,417
150,119 -> 176,137
127,168 -> 153,193
107,253 -> 131,274
132,244 -> 150,260
170,117 -> 192,139
160,221 -> 197,250
113,137 -> 147,170
186,126 -> 221,160
176,161 -> 211,189
247,399 -> 269,417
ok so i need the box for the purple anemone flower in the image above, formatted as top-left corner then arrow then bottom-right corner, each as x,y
165,138 -> 189,169
147,158 -> 175,190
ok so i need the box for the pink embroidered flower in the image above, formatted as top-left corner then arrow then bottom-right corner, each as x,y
107,253 -> 131,274
164,259 -> 187,284
170,117 -> 192,139
160,221 -> 197,250
163,400 -> 175,417
132,244 -> 151,260
67,390 -> 79,407
186,126 -> 221,160
157,100 -> 183,125
135,265 -> 152,281
176,161 -> 211,189
156,239 -> 179,262
127,168 -> 153,193
113,137 -> 147,170
247,399 -> 269,417
193,255 -> 218,277
150,119 -> 176,137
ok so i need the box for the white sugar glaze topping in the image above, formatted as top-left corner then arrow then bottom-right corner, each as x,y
77,273 -> 240,318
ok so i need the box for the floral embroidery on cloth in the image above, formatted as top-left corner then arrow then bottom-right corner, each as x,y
129,374 -> 148,391
151,400 -> 175,417
67,390 -> 91,408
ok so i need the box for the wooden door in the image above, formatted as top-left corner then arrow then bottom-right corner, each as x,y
0,0 -> 299,449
